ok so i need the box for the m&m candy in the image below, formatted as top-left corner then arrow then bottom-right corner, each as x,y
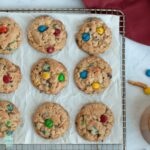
145,69 -> 150,77
92,82 -> 100,90
44,118 -> 53,128
54,29 -> 61,36
144,87 -> 150,95
38,25 -> 48,33
96,27 -> 105,35
80,70 -> 88,79
7,104 -> 14,112
41,72 -> 51,80
82,32 -> 90,42
43,64 -> 50,72
6,130 -> 13,136
58,73 -> 65,82
90,126 -> 99,135
0,26 -> 8,34
3,74 -> 12,84
47,46 -> 54,53
6,120 -> 11,128
100,115 -> 108,123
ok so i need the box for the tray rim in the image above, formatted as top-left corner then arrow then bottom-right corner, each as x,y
0,8 -> 126,150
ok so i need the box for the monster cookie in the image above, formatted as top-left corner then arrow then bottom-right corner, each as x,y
0,58 -> 22,93
76,18 -> 112,55
0,17 -> 22,54
27,16 -> 67,54
32,102 -> 70,139
0,100 -> 21,137
31,58 -> 68,94
74,56 -> 112,94
75,102 -> 114,141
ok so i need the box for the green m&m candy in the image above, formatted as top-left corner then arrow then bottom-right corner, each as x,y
58,73 -> 65,82
6,120 -> 11,128
90,126 -> 99,135
44,118 -> 53,128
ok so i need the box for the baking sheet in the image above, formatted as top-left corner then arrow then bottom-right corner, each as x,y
0,12 -> 122,144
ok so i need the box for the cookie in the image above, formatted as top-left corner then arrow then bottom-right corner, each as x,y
31,58 -> 68,94
140,106 -> 150,144
75,102 -> 114,142
0,58 -> 22,93
76,18 -> 112,55
32,102 -> 70,139
74,56 -> 112,94
0,100 -> 21,138
0,17 -> 22,54
27,16 -> 67,54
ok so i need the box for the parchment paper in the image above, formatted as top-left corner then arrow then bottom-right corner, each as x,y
0,12 -> 122,144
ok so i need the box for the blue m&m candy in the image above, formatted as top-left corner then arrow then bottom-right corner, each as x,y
7,104 -> 14,112
82,32 -> 90,42
38,25 -> 48,32
6,130 -> 13,136
80,70 -> 88,79
146,69 -> 150,77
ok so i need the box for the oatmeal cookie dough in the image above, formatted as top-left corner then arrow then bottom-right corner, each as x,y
0,100 -> 21,138
75,102 -> 114,141
31,58 -> 68,94
0,17 -> 22,54
76,17 -> 112,55
32,102 -> 70,139
27,16 -> 67,54
74,56 -> 112,94
0,58 -> 22,93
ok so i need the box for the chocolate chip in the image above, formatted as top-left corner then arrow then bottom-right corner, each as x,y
107,73 -> 112,79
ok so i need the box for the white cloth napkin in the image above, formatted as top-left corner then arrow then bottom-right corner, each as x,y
126,38 -> 150,150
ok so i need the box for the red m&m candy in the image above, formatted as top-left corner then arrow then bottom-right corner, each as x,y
47,46 -> 54,53
0,26 -> 8,34
53,29 -> 61,36
3,74 -> 12,84
100,115 -> 108,123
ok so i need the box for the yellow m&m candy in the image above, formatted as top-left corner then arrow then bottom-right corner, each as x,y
144,87 -> 150,95
92,82 -> 100,90
96,27 -> 105,35
41,72 -> 50,80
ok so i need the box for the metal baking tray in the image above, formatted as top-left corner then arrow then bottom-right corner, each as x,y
0,8 -> 126,150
